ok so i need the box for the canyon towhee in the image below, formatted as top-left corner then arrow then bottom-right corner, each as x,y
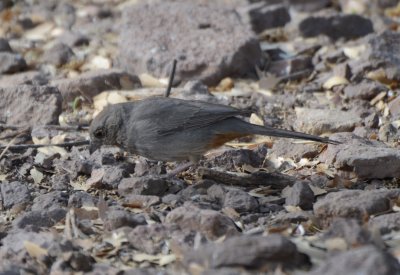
89,97 -> 339,162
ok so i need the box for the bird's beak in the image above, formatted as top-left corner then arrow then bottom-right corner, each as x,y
89,141 -> 100,154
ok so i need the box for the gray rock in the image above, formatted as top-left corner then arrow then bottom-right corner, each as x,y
344,80 -> 388,100
0,71 -> 48,87
369,30 -> 400,74
314,189 -> 400,226
369,212 -> 400,235
118,176 -> 169,197
184,234 -> 309,269
294,108 -> 362,135
285,181 -> 314,210
222,188 -> 259,213
0,38 -> 12,52
320,134 -> 400,178
13,209 -> 67,231
0,181 -> 30,210
309,245 -> 400,275
128,224 -> 169,254
117,0 -> 262,85
103,209 -> 146,230
32,191 -> 68,212
0,52 -> 27,74
299,14 -> 373,41
269,139 -> 320,161
42,43 -> 75,67
0,85 -> 62,126
51,69 -> 141,103
165,203 -> 239,240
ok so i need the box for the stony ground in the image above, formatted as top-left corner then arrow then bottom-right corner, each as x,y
1,0 -> 400,274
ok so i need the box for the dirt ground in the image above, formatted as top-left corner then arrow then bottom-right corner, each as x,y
1,0 -> 400,274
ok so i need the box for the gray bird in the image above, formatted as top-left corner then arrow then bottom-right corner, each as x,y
89,97 -> 339,163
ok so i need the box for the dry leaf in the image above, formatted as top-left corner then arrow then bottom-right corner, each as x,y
138,73 -> 166,88
322,76 -> 349,90
343,44 -> 366,60
38,146 -> 68,157
249,113 -> 264,126
24,241 -> 48,258
30,168 -> 44,184
93,91 -> 128,115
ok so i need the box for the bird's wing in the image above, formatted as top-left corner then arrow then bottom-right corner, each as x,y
132,97 -> 250,136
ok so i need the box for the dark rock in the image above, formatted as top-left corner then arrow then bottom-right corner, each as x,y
42,43 -> 75,67
268,55 -> 313,79
294,108 -> 362,135
0,181 -> 31,210
101,164 -> 132,188
320,133 -> 400,178
324,218 -> 378,247
0,52 -> 27,74
369,212 -> 400,235
118,0 -> 262,85
344,80 -> 388,100
207,184 -> 259,213
288,0 -> 331,12
243,3 -> 290,33
299,14 -> 373,41
118,176 -> 169,197
123,194 -> 160,208
285,181 -> 314,210
165,203 -> 239,240
309,245 -> 400,275
0,85 -> 62,126
184,234 -> 310,270
103,209 -> 146,230
0,38 -> 13,52
13,209 -> 67,231
68,191 -> 98,208
206,148 -> 265,171
32,191 -> 68,211
314,189 -> 400,226
128,224 -> 169,254
51,69 -> 141,103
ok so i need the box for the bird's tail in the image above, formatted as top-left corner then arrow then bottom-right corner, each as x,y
247,124 -> 341,145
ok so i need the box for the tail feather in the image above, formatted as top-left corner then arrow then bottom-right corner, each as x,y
250,124 -> 341,145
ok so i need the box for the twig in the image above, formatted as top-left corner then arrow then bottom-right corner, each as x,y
0,133 -> 24,159
0,124 -> 89,132
0,140 -> 90,151
165,59 -> 178,98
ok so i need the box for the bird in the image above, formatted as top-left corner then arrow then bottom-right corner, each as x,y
89,97 -> 340,165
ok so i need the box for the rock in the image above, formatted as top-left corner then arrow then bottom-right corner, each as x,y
268,55 -> 313,79
118,0 -> 262,85
57,31 -> 90,47
0,181 -> 31,210
0,85 -> 62,126
388,96 -> 400,117
299,14 -> 373,41
0,52 -> 27,74
0,229 -> 56,254
241,3 -> 290,33
32,191 -> 68,211
0,71 -> 48,87
51,69 -> 141,103
288,0 -> 331,12
42,43 -> 75,67
13,209 -> 67,231
123,194 -> 160,208
309,245 -> 400,275
206,148 -> 265,171
103,209 -> 146,230
165,203 -> 239,240
324,218 -> 378,247
68,191 -> 98,208
0,38 -> 13,52
269,139 -> 320,161
314,189 -> 400,226
184,234 -> 309,270
269,211 -> 311,226
369,212 -> 400,235
294,108 -> 362,135
128,224 -> 169,254
321,134 -> 400,178
118,176 -> 169,197
101,164 -> 133,188
285,181 -> 314,210
208,184 -> 260,213
369,30 -> 400,74
344,80 -> 388,100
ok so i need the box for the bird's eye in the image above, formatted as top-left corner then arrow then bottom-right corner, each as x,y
94,128 -> 105,139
